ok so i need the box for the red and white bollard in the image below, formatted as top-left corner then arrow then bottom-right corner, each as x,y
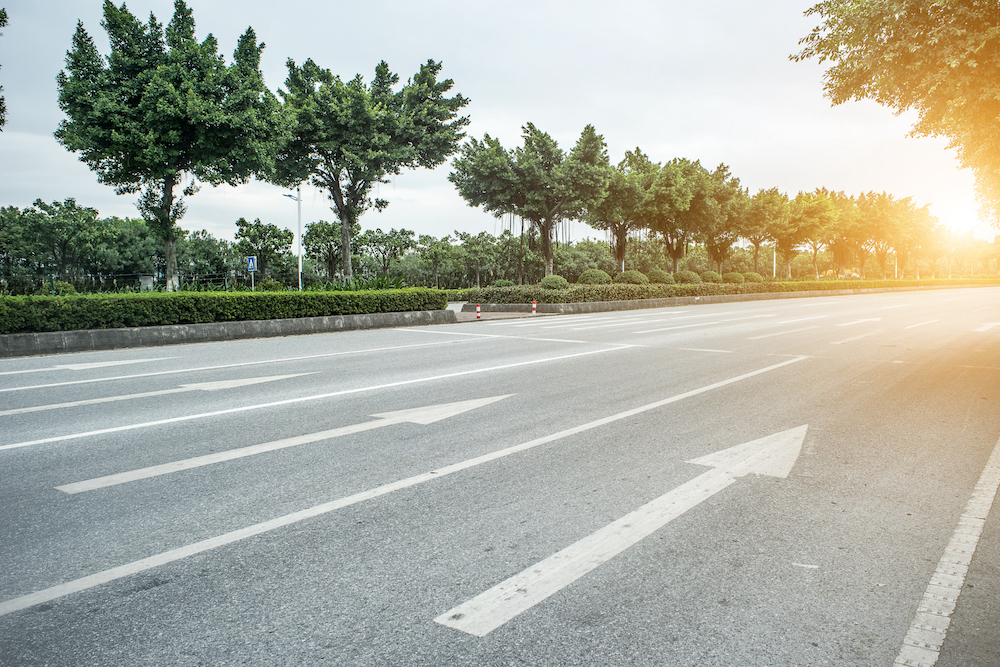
476,303 -> 481,320
532,301 -> 537,315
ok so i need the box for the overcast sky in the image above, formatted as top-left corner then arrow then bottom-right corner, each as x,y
1,0 -> 996,245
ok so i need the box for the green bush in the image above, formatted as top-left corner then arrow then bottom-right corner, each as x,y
722,272 -> 745,284
700,271 -> 722,283
0,288 -> 448,335
491,279 -> 515,287
577,269 -> 612,285
613,270 -> 649,285
647,269 -> 674,284
742,272 -> 765,283
540,275 -> 570,290
52,280 -> 77,295
674,270 -> 702,284
259,279 -> 286,291
443,288 -> 472,302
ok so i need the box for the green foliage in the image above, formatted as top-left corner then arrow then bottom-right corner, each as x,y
304,219 -> 360,279
443,288 -> 472,301
234,217 -> 293,277
614,270 -> 650,285
55,1 -> 280,288
647,268 -> 674,284
258,279 -> 285,292
540,274 -> 570,290
700,271 -> 722,283
0,288 -> 446,334
491,279 -> 515,287
743,272 -> 765,282
722,272 -> 745,283
313,275 -> 408,291
52,280 -> 76,295
276,57 -> 468,281
674,270 -> 702,284
577,268 -> 612,285
360,228 -> 416,277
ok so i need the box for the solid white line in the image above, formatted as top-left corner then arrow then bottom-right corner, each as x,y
905,320 -> 939,330
634,314 -> 775,335
792,563 -> 820,569
973,323 -> 1000,332
746,326 -> 820,341
0,340 -> 473,394
0,346 -> 632,452
436,467 -> 739,636
677,348 -> 732,354
0,358 -> 176,376
894,436 -> 1000,667
0,356 -> 807,617
406,330 -> 586,344
829,329 -> 886,345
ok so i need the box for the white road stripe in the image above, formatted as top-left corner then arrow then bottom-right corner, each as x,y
0,346 -> 632,452
746,326 -> 821,340
905,320 -> 939,329
973,323 -> 1000,332
407,330 -> 585,344
894,436 -> 1000,667
830,329 -> 886,345
677,348 -> 732,354
777,316 -> 827,324
0,356 -> 807,617
0,340 -> 473,394
0,358 -> 176,376
635,314 -> 775,335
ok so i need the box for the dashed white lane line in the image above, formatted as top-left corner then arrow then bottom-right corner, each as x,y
407,330 -> 585,344
0,340 -> 475,394
0,346 -> 632,452
0,356 -> 808,618
777,316 -> 827,324
829,329 -> 886,345
678,348 -> 732,354
905,321 -> 939,329
894,435 -> 1000,667
746,326 -> 821,341
0,358 -> 177,376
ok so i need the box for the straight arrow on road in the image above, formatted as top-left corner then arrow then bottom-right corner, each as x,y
0,374 -> 312,417
56,395 -> 514,494
435,425 -> 809,637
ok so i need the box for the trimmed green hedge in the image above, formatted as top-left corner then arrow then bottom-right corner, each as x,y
0,288 -> 448,335
466,278 -> 1000,305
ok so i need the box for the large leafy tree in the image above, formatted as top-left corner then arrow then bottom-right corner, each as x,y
276,58 -> 468,282
794,0 -> 1000,224
55,0 -> 280,289
585,148 -> 658,273
234,217 -> 293,278
743,188 -> 790,275
360,227 -> 416,278
304,219 -> 360,280
642,158 -> 699,273
451,123 -> 610,276
0,7 -> 8,130
791,189 -> 837,279
700,165 -> 748,274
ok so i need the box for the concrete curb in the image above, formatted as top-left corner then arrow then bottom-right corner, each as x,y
0,309 -> 457,358
460,284 -> 990,315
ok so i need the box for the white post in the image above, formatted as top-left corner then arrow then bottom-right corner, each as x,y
297,184 -> 303,291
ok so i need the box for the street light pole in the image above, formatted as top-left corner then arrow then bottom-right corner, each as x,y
283,186 -> 303,290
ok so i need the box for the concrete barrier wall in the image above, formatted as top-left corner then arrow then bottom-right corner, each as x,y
0,310 -> 457,358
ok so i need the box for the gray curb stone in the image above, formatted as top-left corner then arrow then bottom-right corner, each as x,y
0,309 -> 457,358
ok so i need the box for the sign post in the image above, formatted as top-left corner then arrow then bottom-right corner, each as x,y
247,256 -> 257,291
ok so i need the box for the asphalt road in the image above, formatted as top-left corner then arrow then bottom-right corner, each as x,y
1,287 -> 998,666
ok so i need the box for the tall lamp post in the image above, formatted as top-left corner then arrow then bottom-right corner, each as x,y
283,185 -> 303,290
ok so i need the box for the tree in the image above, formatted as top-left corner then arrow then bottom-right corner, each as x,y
179,229 -> 233,277
643,158 -> 700,273
451,123 -> 610,276
700,165 -> 747,274
585,148 -> 657,273
417,234 -> 454,289
791,189 -> 837,279
794,0 -> 1000,224
304,219 -> 359,279
455,230 -> 496,287
0,8 -> 8,130
234,217 -> 293,278
24,198 -> 99,278
360,228 -> 416,277
55,0 -> 280,290
743,188 -> 789,275
275,58 -> 468,283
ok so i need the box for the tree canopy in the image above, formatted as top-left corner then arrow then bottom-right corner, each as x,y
55,0 -> 280,288
793,0 -> 1000,224
275,58 -> 468,282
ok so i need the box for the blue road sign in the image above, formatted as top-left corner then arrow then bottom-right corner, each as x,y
247,256 -> 257,272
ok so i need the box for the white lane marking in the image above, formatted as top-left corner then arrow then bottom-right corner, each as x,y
793,563 -> 820,569
0,357 -> 808,618
56,395 -> 514,494
894,435 -> 1000,667
406,330 -> 585,344
0,375 -> 312,417
634,314 -> 776,335
0,358 -> 177,376
973,306 -> 992,312
881,304 -> 911,309
837,318 -> 882,326
0,340 -> 474,394
973,323 -> 1000,332
746,326 -> 821,341
677,348 -> 732,354
905,320 -> 939,329
0,346 -> 633,452
829,329 -> 886,345
436,426 -> 809,636
777,316 -> 827,324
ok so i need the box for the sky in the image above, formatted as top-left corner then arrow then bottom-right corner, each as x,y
1,0 -> 996,245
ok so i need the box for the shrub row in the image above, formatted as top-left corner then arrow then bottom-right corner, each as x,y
0,288 -> 448,335
466,278 -> 1000,305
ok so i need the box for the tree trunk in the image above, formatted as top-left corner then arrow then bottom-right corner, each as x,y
164,237 -> 178,290
159,174 -> 179,292
752,244 -> 760,274
614,226 -> 627,273
541,219 -> 554,277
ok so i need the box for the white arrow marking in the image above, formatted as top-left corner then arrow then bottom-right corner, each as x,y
837,318 -> 882,326
974,322 -> 1000,332
56,395 -> 514,494
0,357 -> 176,376
0,374 -> 311,417
435,425 -> 808,637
